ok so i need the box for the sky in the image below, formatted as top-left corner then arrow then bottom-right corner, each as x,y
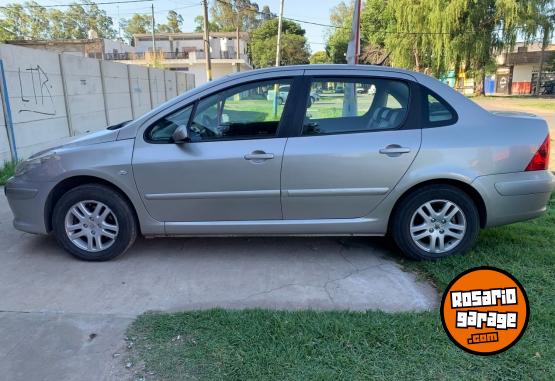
0,0 -> 341,52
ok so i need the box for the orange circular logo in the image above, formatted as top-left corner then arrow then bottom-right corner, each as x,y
441,267 -> 529,355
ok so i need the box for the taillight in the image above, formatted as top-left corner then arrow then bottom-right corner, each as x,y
525,135 -> 550,171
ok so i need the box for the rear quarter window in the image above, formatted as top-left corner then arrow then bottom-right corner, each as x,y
423,88 -> 458,127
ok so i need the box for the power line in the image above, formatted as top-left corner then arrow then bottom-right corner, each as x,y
212,0 -> 453,35
213,0 -> 547,37
0,0 -> 155,8
116,3 -> 201,16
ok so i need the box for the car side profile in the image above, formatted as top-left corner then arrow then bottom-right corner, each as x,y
5,64 -> 554,261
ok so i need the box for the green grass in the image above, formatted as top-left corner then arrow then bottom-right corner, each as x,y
0,161 -> 16,185
127,196 -> 555,380
472,96 -> 555,112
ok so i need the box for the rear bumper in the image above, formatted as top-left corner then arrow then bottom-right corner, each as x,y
472,171 -> 555,227
4,177 -> 55,235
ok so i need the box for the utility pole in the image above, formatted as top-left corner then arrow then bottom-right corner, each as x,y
151,4 -> 156,54
117,5 -> 121,40
272,0 -> 284,116
235,0 -> 241,73
235,26 -> 240,72
534,24 -> 550,95
275,0 -> 284,67
202,0 -> 212,81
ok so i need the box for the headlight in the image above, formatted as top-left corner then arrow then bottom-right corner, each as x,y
14,151 -> 59,177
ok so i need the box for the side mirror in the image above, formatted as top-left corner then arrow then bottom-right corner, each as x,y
172,125 -> 189,144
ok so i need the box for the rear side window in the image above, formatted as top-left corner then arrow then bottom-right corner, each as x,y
302,77 -> 410,136
425,91 -> 457,126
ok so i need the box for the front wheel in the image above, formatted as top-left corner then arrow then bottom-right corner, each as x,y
391,185 -> 480,260
52,184 -> 138,261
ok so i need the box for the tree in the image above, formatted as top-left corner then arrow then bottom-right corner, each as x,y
158,10 -> 183,33
310,50 -> 331,64
49,8 -> 74,40
250,18 -> 310,67
211,0 -> 262,32
27,1 -> 50,39
62,1 -> 116,39
0,1 -> 115,40
325,1 -> 355,63
326,0 -> 555,84
0,3 -> 30,39
193,14 -> 221,33
120,14 -> 153,44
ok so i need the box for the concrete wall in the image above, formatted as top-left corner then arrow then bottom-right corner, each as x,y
0,44 -> 195,162
512,64 -> 535,82
188,63 -> 245,85
176,71 -> 191,94
149,68 -> 166,107
0,44 -> 69,160
511,64 -> 536,95
61,54 -> 106,135
101,61 -> 133,125
128,65 -> 151,118
164,70 -> 177,99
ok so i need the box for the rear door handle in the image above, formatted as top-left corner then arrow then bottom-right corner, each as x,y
244,151 -> 274,161
379,145 -> 411,156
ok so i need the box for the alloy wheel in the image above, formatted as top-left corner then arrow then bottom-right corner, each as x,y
409,199 -> 467,254
64,200 -> 119,252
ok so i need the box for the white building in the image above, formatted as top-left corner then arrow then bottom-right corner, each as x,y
494,42 -> 555,94
6,38 -> 136,59
109,32 -> 252,85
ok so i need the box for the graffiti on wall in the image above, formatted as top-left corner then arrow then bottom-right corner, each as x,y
17,65 -> 56,116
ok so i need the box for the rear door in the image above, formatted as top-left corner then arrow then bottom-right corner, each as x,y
281,72 -> 422,220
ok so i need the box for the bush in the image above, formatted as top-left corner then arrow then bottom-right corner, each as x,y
0,161 -> 16,185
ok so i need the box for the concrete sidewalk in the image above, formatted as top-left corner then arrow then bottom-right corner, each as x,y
0,189 -> 438,380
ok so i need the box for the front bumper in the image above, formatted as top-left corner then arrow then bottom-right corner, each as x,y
472,171 -> 555,227
4,177 -> 56,235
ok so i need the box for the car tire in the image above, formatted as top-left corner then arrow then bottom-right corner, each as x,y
278,97 -> 284,105
52,184 -> 138,261
391,185 -> 480,260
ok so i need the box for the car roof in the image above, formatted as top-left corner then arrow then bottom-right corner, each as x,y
223,64 -> 418,80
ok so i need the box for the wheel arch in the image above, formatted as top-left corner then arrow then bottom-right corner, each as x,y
388,178 -> 487,231
45,175 -> 140,234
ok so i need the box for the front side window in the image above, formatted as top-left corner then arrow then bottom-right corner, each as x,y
189,79 -> 292,141
146,105 -> 193,142
303,78 -> 410,136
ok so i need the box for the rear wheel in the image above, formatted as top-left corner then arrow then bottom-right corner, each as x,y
52,184 -> 137,261
391,185 -> 480,260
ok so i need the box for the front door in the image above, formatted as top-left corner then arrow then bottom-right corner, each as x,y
281,76 -> 421,220
132,78 -> 295,222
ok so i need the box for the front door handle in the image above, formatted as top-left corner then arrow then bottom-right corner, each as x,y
244,151 -> 274,161
379,145 -> 411,156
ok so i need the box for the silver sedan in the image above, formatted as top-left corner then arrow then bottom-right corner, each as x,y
5,65 -> 554,261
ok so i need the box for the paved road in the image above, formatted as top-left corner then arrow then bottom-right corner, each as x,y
0,189 -> 437,381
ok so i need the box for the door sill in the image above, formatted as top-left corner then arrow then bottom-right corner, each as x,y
163,217 -> 385,236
